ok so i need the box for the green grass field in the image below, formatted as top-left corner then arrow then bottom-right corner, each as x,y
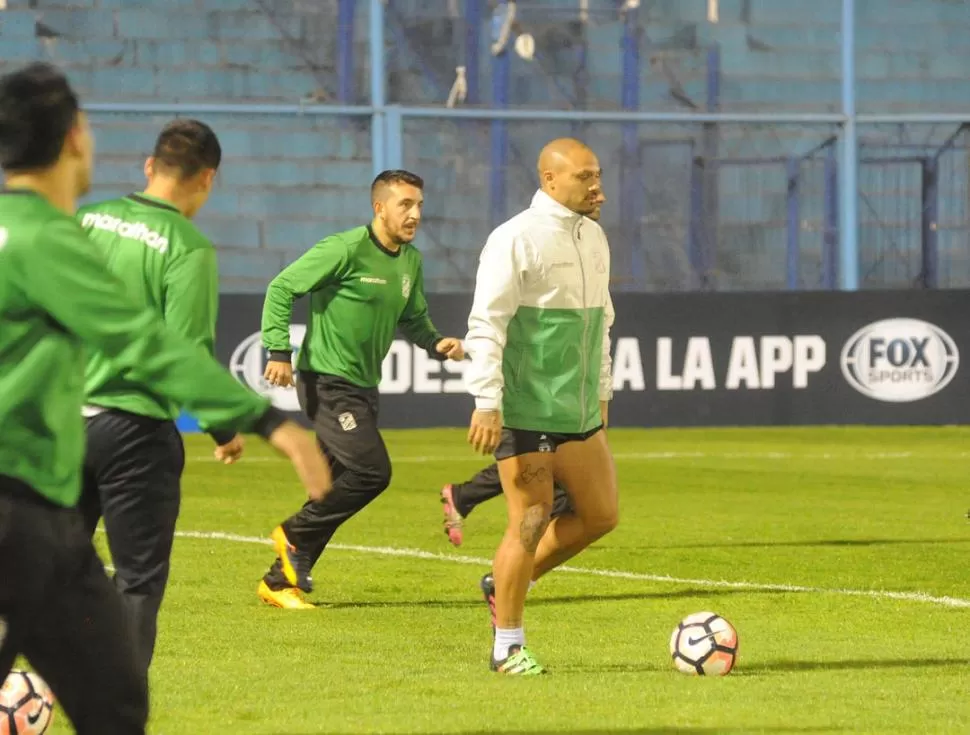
41,427 -> 970,734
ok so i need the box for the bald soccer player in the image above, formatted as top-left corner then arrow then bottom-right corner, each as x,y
437,188 -> 607,546
464,138 -> 618,675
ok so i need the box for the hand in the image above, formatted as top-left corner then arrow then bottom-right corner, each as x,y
436,337 -> 465,361
467,409 -> 502,455
600,400 -> 609,430
267,421 -> 332,502
264,359 -> 295,388
214,434 -> 245,464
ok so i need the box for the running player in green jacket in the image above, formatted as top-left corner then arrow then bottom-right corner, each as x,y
0,63 -> 331,735
257,170 -> 465,610
77,119 -> 243,678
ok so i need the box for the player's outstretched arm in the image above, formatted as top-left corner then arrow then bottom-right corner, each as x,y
397,258 -> 464,360
19,218 -> 332,500
162,246 -> 240,451
261,235 -> 350,386
464,229 -> 525,454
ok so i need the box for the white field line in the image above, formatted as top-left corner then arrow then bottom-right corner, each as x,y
165,529 -> 970,610
190,450 -> 970,463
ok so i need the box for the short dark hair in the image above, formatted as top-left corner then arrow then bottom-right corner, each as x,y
0,62 -> 80,173
151,119 -> 222,180
370,169 -> 424,201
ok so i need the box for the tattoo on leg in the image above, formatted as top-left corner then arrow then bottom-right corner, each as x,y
518,504 -> 550,552
516,463 -> 549,486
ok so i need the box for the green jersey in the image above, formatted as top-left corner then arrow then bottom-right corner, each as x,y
262,225 -> 443,388
0,190 -> 275,508
77,193 -> 223,433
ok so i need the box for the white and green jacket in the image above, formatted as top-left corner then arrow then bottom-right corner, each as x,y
464,190 -> 614,433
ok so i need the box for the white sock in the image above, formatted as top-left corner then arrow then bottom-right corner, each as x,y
493,627 -> 525,661
528,580 -> 537,592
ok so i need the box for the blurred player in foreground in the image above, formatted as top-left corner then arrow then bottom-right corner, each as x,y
437,189 -> 606,546
77,119 -> 243,678
258,170 -> 465,609
464,138 -> 617,675
0,62 -> 331,734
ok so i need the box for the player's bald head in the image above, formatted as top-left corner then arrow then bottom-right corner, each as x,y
536,138 -> 603,217
536,138 -> 594,177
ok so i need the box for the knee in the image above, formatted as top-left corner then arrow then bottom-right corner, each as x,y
584,507 -> 618,540
514,502 -> 552,552
360,455 -> 392,493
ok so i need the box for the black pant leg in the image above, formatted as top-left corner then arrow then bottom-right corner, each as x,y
265,373 -> 391,588
550,483 -> 573,518
0,479 -> 148,735
84,411 -> 184,676
452,463 -> 573,518
451,463 -> 503,517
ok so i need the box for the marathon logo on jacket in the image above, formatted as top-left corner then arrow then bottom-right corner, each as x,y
80,213 -> 169,254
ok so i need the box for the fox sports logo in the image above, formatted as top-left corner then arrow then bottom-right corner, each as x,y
229,325 -> 306,412
840,318 -> 959,403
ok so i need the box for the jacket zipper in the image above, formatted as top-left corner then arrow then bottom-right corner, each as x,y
572,218 -> 588,432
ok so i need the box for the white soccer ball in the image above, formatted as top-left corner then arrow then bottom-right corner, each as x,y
0,669 -> 55,734
669,611 -> 738,676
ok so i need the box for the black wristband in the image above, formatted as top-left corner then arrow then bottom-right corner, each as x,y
252,406 -> 289,440
268,350 -> 292,363
208,430 -> 236,446
426,336 -> 447,362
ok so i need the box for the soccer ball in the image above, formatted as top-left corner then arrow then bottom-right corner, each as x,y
669,611 -> 738,676
0,670 -> 55,735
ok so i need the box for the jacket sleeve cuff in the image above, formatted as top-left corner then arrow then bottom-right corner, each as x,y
208,430 -> 236,446
252,407 -> 289,440
475,396 -> 501,411
268,350 -> 292,363
424,335 -> 446,361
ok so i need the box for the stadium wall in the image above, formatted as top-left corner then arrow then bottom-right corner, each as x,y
3,0 -> 969,292
173,290 -> 970,432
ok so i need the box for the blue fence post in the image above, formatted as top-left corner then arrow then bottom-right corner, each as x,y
621,1 -> 641,288
465,0 -> 482,105
489,3 -> 511,229
337,0 -> 355,104
687,153 -> 706,287
823,146 -> 839,289
785,156 -> 801,290
838,0 -> 859,290
369,0 -> 386,179
701,44 -> 722,291
573,11 -> 590,138
385,106 -> 404,171
921,156 -> 939,288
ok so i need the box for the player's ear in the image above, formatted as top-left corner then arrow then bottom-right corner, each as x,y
143,157 -> 155,181
201,168 -> 217,192
63,113 -> 87,160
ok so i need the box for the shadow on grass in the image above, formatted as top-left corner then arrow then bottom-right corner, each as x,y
752,657 -> 970,673
633,537 -> 970,550
264,727 -> 842,734
311,587 -> 792,610
553,657 -> 970,676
